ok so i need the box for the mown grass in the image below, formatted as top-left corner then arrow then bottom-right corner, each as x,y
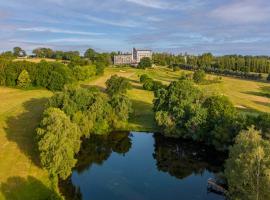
0,87 -> 53,200
85,66 -> 270,132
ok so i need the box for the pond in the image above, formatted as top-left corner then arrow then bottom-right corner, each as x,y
60,132 -> 226,200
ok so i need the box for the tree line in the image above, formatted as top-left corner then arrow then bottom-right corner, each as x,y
0,47 -> 117,91
0,59 -> 98,90
153,52 -> 270,80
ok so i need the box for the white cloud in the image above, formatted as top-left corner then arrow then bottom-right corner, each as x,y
85,15 -> 141,28
211,0 -> 270,23
124,0 -> 205,10
17,27 -> 104,36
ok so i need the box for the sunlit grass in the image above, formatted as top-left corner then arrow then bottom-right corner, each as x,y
0,87 -> 53,200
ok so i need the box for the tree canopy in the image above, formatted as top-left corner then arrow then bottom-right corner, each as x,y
105,75 -> 131,96
138,57 -> 152,69
225,127 -> 270,200
37,108 -> 81,180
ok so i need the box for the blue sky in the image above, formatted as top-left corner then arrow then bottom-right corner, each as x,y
0,0 -> 270,55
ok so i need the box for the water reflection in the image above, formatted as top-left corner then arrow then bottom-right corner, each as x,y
60,132 -> 225,200
76,132 -> 132,173
153,133 -> 225,180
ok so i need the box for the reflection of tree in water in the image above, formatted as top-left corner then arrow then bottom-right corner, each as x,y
76,131 -> 132,173
60,132 -> 132,200
152,133 -> 226,180
59,177 -> 82,200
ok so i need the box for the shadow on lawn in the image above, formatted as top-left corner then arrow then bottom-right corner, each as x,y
243,86 -> 270,98
0,176 -> 61,200
4,97 -> 49,167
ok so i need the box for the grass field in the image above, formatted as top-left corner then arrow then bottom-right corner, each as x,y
84,66 -> 270,131
0,87 -> 53,200
14,58 -> 59,63
0,66 -> 269,199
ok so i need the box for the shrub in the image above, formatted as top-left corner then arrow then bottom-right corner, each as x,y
17,69 -> 31,88
139,74 -> 149,83
193,69 -> 206,84
143,78 -> 154,90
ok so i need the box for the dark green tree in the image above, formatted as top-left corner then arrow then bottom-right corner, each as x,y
84,48 -> 97,61
153,80 -> 207,138
105,75 -> 131,96
138,57 -> 152,69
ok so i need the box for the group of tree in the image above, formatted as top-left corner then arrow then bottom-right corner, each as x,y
154,52 -> 270,74
0,59 -> 97,90
37,75 -> 133,183
0,47 -> 27,59
153,78 -> 270,150
139,74 -> 164,91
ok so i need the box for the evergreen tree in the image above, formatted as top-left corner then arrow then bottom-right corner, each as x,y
17,69 -> 31,88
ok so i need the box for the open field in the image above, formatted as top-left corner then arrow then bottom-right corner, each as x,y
84,66 -> 270,130
0,87 -> 53,200
14,58 -> 61,63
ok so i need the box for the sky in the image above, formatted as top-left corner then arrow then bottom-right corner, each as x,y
0,0 -> 270,55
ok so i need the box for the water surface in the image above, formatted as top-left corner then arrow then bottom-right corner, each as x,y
61,132 -> 225,200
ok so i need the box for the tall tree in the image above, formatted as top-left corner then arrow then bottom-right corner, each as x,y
17,69 -> 31,88
37,108 -> 81,179
225,127 -> 270,200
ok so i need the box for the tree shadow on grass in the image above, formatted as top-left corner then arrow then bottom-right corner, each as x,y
253,100 -> 270,107
0,176 -> 61,200
4,97 -> 49,167
242,86 -> 270,98
129,99 -> 157,131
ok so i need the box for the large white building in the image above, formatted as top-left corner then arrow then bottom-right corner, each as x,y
114,48 -> 152,65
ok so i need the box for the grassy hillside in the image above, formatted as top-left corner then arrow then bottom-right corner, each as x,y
0,87 -> 53,200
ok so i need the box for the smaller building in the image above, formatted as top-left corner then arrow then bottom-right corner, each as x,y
113,54 -> 133,65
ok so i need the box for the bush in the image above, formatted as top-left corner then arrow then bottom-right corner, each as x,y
17,69 -> 31,88
193,69 -> 206,83
139,74 -> 149,83
143,78 -> 154,90
138,57 -> 152,69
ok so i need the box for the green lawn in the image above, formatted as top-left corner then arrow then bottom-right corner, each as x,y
0,87 -> 53,200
